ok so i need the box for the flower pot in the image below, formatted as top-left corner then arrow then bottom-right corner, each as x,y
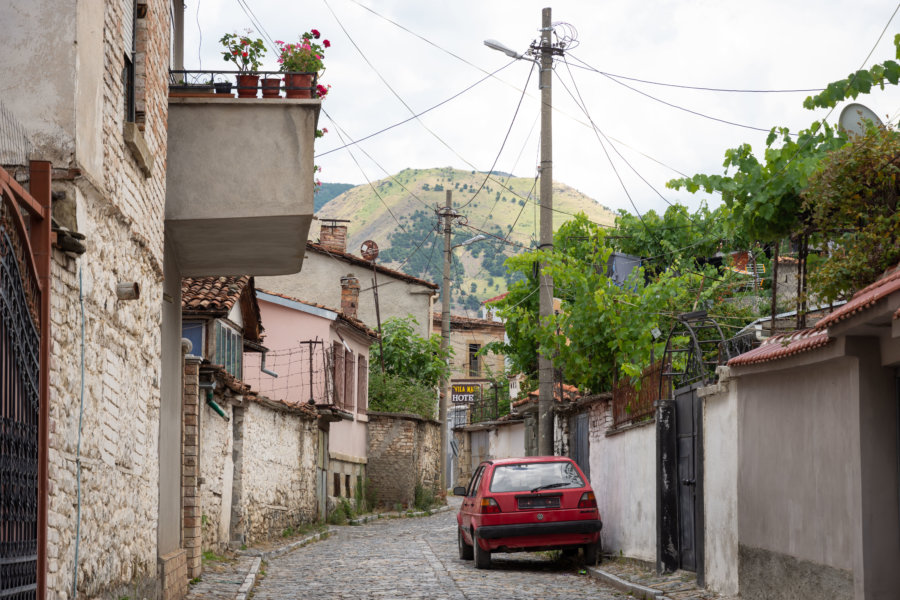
214,81 -> 234,95
261,77 -> 281,98
284,73 -> 312,99
235,74 -> 260,98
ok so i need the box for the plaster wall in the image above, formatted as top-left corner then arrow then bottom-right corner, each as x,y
198,395 -> 234,552
736,358 -> 857,599
489,422 -> 525,459
257,251 -> 435,339
700,375 -> 739,596
235,402 -> 318,544
330,419 -> 368,461
445,326 -> 506,379
588,402 -> 657,562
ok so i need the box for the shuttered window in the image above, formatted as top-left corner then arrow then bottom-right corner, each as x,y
357,356 -> 368,414
332,341 -> 344,407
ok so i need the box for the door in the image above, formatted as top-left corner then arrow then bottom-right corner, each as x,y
570,412 -> 590,481
470,430 -> 489,472
674,384 -> 701,572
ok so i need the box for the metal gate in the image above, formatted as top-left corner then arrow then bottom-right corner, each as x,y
657,310 -> 721,580
0,163 -> 50,599
569,412 -> 590,481
470,430 -> 489,471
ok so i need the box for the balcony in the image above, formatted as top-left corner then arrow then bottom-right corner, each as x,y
165,69 -> 320,276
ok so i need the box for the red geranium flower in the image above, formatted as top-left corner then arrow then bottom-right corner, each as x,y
311,29 -> 321,39
323,39 -> 331,48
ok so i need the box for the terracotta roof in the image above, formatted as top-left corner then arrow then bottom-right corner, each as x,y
244,390 -> 319,419
814,263 -> 900,331
257,288 -> 379,339
306,242 -> 438,290
200,363 -> 251,394
512,384 -> 582,408
431,312 -> 506,330
182,276 -> 249,314
483,292 -> 509,304
727,329 -> 832,367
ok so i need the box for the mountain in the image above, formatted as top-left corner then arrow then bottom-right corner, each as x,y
315,182 -> 355,212
315,167 -> 617,313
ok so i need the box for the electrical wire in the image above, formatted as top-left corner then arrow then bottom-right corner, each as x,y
314,61 -> 516,159
567,54 -> 780,135
576,67 -> 825,94
195,0 -> 203,69
234,0 -> 278,53
461,61 -> 536,209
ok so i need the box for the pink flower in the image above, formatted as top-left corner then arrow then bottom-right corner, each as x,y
311,29 -> 321,39
275,40 -> 284,45
323,39 -> 331,48
322,128 -> 328,133
242,51 -> 248,58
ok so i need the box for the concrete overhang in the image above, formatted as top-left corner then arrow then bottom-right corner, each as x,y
165,97 -> 321,276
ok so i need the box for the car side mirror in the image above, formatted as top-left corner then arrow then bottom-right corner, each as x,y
453,486 -> 467,496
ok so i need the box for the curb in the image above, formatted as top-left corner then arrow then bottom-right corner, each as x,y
234,556 -> 261,600
349,504 -> 451,525
586,565 -> 671,600
241,527 -> 337,561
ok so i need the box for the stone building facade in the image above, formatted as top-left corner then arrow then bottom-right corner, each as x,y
367,412 -> 441,506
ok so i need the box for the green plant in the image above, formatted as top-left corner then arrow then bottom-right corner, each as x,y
368,371 -> 436,419
202,549 -> 225,563
354,476 -> 377,513
281,526 -> 295,538
219,30 -> 266,72
276,29 -> 330,73
413,482 -> 436,511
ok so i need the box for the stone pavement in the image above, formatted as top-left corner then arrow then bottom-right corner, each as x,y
187,499 -> 736,599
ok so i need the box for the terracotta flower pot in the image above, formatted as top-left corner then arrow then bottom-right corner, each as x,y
235,74 -> 260,98
261,77 -> 281,98
284,73 -> 312,99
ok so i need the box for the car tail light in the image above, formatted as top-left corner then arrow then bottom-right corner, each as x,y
578,492 -> 597,509
480,497 -> 501,514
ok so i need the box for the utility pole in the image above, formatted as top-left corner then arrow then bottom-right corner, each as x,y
537,7 -> 555,456
439,190 -> 454,492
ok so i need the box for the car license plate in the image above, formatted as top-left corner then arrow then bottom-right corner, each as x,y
517,495 -> 561,510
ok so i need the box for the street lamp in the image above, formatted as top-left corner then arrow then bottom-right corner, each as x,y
455,234 -> 486,249
486,8 -> 556,456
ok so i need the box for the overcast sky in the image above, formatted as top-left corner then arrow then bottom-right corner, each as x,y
185,0 -> 900,217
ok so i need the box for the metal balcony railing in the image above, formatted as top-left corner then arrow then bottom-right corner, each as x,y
169,69 -> 319,99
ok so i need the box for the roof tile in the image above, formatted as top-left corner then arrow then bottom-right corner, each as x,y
182,276 -> 249,314
815,263 -> 900,330
727,329 -> 832,367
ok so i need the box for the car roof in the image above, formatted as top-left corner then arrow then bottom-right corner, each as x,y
483,456 -> 576,467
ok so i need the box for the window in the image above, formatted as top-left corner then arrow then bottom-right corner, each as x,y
332,342 -> 344,407
344,349 -> 355,412
333,472 -> 341,497
345,474 -> 351,498
357,356 -> 368,414
489,461 -> 584,493
468,344 -> 481,377
123,0 -> 137,124
181,321 -> 205,357
467,466 -> 485,497
214,320 -> 242,378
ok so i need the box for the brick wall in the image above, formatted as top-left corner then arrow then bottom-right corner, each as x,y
159,549 -> 187,600
367,413 -> 441,506
182,356 -> 201,579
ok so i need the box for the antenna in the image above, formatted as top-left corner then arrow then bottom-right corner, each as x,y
838,103 -> 884,137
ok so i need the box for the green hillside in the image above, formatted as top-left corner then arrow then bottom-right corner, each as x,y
316,167 -> 616,312
315,182 -> 355,212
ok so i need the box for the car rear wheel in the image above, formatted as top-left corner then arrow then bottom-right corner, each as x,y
473,534 -> 491,569
458,527 -> 473,560
583,538 -> 601,566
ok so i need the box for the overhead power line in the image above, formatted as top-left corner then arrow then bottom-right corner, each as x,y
577,67 -> 825,94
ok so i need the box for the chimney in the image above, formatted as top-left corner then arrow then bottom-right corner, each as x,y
320,221 -> 348,253
340,274 -> 360,319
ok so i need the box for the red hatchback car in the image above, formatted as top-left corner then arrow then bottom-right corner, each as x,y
454,456 -> 602,569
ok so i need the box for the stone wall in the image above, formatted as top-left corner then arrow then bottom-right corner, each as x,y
233,400 -> 318,544
367,412 -> 441,506
25,1 -> 171,598
198,390 -> 235,554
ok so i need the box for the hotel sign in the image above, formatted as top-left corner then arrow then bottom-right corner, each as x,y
451,383 -> 481,404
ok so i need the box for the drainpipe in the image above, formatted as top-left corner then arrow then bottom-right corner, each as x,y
260,350 -> 278,378
200,379 -> 229,421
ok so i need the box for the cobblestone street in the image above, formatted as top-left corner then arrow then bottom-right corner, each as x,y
248,503 -> 626,600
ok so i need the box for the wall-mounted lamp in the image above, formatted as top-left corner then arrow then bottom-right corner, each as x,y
116,281 -> 141,300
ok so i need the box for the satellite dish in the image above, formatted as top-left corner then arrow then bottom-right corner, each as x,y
838,103 -> 884,137
360,240 -> 379,262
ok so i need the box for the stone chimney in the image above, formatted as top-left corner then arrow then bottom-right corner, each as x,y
320,222 -> 348,253
340,274 -> 360,319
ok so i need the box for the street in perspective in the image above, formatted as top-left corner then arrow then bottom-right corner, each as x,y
3,1 -> 900,599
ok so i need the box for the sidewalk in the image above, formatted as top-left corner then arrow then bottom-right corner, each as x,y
588,557 -> 738,600
185,505 -> 452,600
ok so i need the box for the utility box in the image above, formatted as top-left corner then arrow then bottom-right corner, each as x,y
606,252 -> 642,286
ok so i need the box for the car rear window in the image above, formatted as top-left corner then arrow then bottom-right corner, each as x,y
489,461 -> 585,493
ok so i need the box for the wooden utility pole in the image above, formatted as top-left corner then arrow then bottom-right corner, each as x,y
537,7 -> 555,456
439,190 -> 454,491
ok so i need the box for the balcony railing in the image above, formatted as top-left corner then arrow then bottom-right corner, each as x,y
169,69 -> 319,99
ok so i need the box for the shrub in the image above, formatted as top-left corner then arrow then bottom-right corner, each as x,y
368,372 -> 436,420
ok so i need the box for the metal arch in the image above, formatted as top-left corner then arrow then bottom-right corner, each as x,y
658,311 -> 727,400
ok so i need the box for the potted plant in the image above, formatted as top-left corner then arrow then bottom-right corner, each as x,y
220,30 -> 267,98
276,29 -> 330,99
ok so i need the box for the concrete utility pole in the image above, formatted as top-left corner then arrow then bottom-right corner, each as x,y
439,190 -> 454,492
537,7 -> 555,456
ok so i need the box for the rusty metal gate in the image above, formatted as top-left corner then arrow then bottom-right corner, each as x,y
0,163 -> 51,599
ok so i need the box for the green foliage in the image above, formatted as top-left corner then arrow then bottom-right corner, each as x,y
667,123 -> 846,241
804,35 -> 900,109
201,550 -> 226,563
413,483 -> 437,511
355,476 -> 377,513
802,125 -> 900,300
328,499 -> 355,525
369,316 -> 450,389
314,182 -> 354,212
368,371 -> 436,419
